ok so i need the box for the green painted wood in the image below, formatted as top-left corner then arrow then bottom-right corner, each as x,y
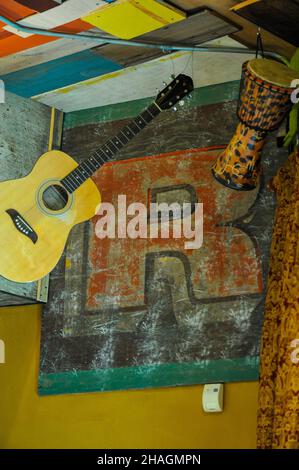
39,356 -> 259,395
64,81 -> 241,129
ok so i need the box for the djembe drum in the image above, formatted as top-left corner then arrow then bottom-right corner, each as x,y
212,58 -> 299,190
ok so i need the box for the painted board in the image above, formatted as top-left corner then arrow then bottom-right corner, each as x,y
1,49 -> 122,97
38,81 -> 288,394
0,10 -> 240,97
97,9 -> 240,68
3,0 -> 107,37
0,0 -> 36,23
0,92 -> 62,305
0,30 -> 105,75
81,0 -> 186,40
0,18 -> 92,58
33,38 -> 250,112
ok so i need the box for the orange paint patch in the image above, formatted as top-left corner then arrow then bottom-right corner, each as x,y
0,18 -> 92,58
0,0 -> 36,21
86,147 -> 263,310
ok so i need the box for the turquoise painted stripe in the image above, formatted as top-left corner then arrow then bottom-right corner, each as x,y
64,80 -> 241,129
1,49 -> 123,98
38,356 -> 259,395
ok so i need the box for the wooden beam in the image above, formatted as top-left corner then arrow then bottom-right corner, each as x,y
231,0 -> 261,11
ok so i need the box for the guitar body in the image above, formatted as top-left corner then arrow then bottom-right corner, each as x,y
0,150 -> 101,283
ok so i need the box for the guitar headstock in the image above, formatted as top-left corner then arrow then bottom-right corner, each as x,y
155,74 -> 194,111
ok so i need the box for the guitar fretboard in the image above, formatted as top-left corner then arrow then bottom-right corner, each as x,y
61,102 -> 160,193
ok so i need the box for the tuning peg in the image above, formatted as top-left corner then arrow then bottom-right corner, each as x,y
163,81 -> 167,86
179,100 -> 185,107
170,74 -> 176,80
173,106 -> 178,112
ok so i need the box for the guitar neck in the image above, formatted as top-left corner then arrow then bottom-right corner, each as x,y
61,102 -> 161,193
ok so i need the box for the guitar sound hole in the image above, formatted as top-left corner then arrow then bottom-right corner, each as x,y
42,184 -> 69,211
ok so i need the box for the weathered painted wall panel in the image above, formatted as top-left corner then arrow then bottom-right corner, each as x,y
39,81 -> 287,394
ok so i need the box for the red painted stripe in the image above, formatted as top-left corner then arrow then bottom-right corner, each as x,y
0,0 -> 36,20
0,30 -> 13,40
0,0 -> 37,31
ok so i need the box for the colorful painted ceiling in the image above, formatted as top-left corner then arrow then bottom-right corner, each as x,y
0,0 -> 296,111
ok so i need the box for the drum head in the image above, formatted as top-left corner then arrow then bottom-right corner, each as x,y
248,58 -> 299,89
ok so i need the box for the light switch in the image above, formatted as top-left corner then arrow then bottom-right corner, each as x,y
202,383 -> 224,412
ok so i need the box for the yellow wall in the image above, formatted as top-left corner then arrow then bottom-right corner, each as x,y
0,305 -> 258,449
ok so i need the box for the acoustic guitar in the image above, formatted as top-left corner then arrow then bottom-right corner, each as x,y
0,74 -> 194,283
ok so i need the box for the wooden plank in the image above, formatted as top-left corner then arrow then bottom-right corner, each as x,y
0,18 -> 92,58
0,278 -> 37,306
0,0 -> 36,29
81,0 -> 186,40
0,0 -> 38,40
2,49 -> 122,97
33,40 -> 249,112
97,9 -> 240,68
0,0 -> 296,77
142,9 -> 239,44
0,33 -> 101,75
3,0 -> 107,37
0,91 -> 52,181
0,9 -> 240,97
0,9 -> 238,76
64,80 -> 241,129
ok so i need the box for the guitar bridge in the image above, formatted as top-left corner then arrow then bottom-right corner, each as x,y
6,209 -> 38,244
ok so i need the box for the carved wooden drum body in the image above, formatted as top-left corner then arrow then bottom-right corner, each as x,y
212,58 -> 299,190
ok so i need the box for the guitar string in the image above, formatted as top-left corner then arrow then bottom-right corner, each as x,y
7,84 -> 190,226
61,105 -> 159,192
5,82 -> 192,231
10,103 -> 161,224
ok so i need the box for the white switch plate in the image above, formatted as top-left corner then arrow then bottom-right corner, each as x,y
202,383 -> 224,412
